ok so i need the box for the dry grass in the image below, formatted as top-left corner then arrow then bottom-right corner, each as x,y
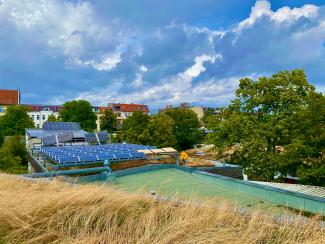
185,157 -> 215,167
0,174 -> 324,244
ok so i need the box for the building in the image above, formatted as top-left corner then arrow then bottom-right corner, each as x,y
108,103 -> 150,124
25,122 -> 88,152
0,89 -> 20,115
159,103 -> 205,120
1,88 -> 150,130
24,105 -> 63,129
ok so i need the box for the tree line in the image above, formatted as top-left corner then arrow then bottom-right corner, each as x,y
0,69 -> 323,186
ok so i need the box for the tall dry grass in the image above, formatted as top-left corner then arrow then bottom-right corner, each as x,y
0,173 -> 324,244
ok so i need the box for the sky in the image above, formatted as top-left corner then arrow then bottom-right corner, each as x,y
0,0 -> 324,111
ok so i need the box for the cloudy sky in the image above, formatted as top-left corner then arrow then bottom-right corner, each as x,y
0,0 -> 324,111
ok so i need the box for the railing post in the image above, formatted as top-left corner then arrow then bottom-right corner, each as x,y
103,159 -> 112,173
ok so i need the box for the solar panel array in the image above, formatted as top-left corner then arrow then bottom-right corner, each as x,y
41,143 -> 157,164
57,131 -> 74,143
42,135 -> 57,146
98,130 -> 109,143
44,122 -> 81,131
85,133 -> 98,143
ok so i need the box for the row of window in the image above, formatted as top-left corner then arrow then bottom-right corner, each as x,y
30,114 -> 54,121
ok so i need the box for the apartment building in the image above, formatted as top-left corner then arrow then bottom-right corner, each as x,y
108,103 -> 150,123
24,105 -> 62,128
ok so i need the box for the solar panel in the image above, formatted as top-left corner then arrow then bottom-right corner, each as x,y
58,156 -> 79,164
114,152 -> 131,160
97,130 -> 109,143
42,135 -> 57,146
85,133 -> 98,144
44,122 -> 81,130
97,154 -> 116,161
78,155 -> 99,162
129,152 -> 145,159
57,132 -> 73,143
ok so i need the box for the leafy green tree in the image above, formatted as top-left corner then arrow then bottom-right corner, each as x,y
121,111 -> 150,144
209,69 -> 324,184
201,108 -> 220,128
164,108 -> 201,150
147,113 -> 177,148
59,100 -> 97,132
47,114 -> 58,122
0,106 -> 34,143
0,136 -> 28,174
100,110 -> 118,131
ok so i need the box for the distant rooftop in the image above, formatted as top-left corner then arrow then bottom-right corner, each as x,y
23,104 -> 63,112
108,103 -> 149,113
0,89 -> 20,105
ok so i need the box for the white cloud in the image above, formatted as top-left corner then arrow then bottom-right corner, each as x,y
65,73 -> 256,108
184,54 -> 221,78
0,0 -> 124,71
140,65 -> 148,72
131,65 -> 149,87
64,53 -> 240,107
237,0 -> 319,31
69,52 -> 121,71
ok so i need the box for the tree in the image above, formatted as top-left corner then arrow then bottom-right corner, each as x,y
147,113 -> 177,148
163,108 -> 201,150
0,136 -> 28,174
47,114 -> 58,122
121,111 -> 150,144
100,110 -> 117,132
209,69 -> 324,184
0,106 -> 34,143
59,100 -> 97,132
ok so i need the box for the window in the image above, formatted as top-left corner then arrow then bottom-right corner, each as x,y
36,115 -> 40,120
42,115 -> 46,120
36,124 -> 39,128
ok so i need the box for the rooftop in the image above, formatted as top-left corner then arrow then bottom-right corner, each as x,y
0,89 -> 19,105
109,103 -> 149,113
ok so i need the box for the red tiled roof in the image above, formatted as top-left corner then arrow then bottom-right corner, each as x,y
110,103 -> 149,113
98,106 -> 111,113
0,89 -> 19,105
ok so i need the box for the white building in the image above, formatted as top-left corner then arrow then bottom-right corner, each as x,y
25,105 -> 62,128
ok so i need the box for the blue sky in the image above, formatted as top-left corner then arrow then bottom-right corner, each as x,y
0,0 -> 324,111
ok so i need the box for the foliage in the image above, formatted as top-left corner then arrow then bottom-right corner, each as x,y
120,111 -> 150,144
164,108 -> 202,150
0,136 -> 28,174
208,69 -> 325,185
59,100 -> 97,132
201,108 -> 220,128
0,106 -> 34,139
120,112 -> 177,148
147,113 -> 177,148
47,114 -> 58,122
99,110 -> 118,131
